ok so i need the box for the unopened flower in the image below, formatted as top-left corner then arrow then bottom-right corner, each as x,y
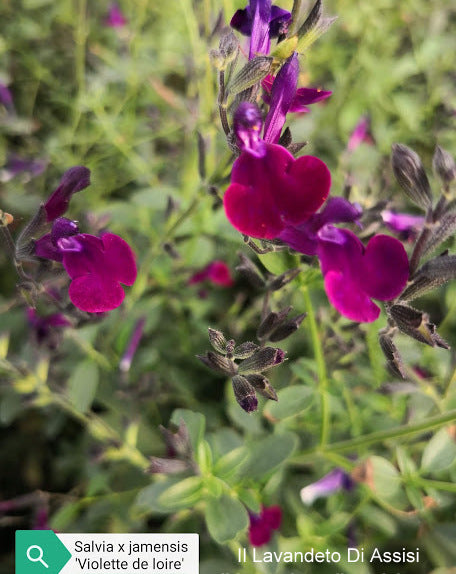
105,3 -> 127,27
35,217 -> 137,313
43,166 -> 91,222
188,260 -> 234,287
231,0 -> 291,59
224,140 -> 331,239
119,316 -> 146,372
248,505 -> 282,546
317,228 -> 409,322
300,469 -> 353,505
346,115 -> 374,152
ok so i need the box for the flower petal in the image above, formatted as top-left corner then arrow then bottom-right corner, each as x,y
69,274 -> 125,313
358,235 -> 409,301
324,270 -> 381,322
62,234 -> 105,279
101,233 -> 137,286
289,88 -> 332,112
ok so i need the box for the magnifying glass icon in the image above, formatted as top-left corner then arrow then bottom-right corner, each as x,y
26,545 -> 49,568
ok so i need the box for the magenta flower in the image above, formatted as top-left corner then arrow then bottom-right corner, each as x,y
224,142 -> 331,239
279,196 -> 362,255
300,469 -> 353,505
231,0 -> 291,59
43,166 -> 91,222
248,505 -> 282,547
381,209 -> 425,240
317,228 -> 409,322
263,74 -> 332,111
188,260 -> 234,287
233,102 -> 266,158
105,3 -> 127,28
119,316 -> 146,372
347,115 -> 374,152
27,308 -> 71,346
35,218 -> 137,313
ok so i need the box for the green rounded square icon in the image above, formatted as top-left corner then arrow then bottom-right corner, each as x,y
16,531 -> 72,574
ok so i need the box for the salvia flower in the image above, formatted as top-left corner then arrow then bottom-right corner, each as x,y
0,82 -> 14,112
105,3 -> 127,28
263,74 -> 332,114
233,102 -> 266,158
43,166 -> 91,222
248,505 -> 282,546
27,308 -> 71,347
119,316 -> 146,372
300,469 -> 353,505
346,115 -> 374,152
231,0 -> 291,59
224,130 -> 331,238
35,217 -> 137,313
188,260 -> 234,287
317,228 -> 409,322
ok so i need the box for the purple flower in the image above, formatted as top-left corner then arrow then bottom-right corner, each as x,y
347,115 -> 374,152
279,196 -> 362,256
35,217 -> 137,313
248,505 -> 282,546
262,75 -> 332,113
188,260 -> 234,287
381,209 -> 425,240
119,316 -> 146,372
0,155 -> 47,183
0,82 -> 14,111
231,1 -> 291,59
105,3 -> 127,28
224,141 -> 331,239
300,469 -> 354,505
317,228 -> 409,322
233,102 -> 266,158
27,308 -> 71,346
43,166 -> 91,222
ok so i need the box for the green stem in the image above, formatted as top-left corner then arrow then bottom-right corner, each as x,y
302,285 -> 329,447
291,408 -> 456,463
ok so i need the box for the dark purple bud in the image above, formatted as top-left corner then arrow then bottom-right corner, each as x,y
120,316 -> 146,372
400,255 -> 456,301
268,268 -> 301,291
51,217 -> 79,244
159,420 -> 192,458
232,341 -> 259,359
246,373 -> 278,401
238,346 -> 286,375
390,304 -> 449,349
257,306 -> 292,339
44,166 -> 91,222
269,313 -> 307,341
236,253 -> 265,288
232,375 -> 258,413
233,102 -> 266,157
421,213 -> 456,257
196,351 -> 236,375
378,330 -> 406,379
208,327 -> 227,354
146,457 -> 190,474
0,82 -> 14,111
433,145 -> 456,185
391,144 -> 432,210
219,28 -> 239,61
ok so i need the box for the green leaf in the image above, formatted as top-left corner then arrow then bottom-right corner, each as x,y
421,428 -> 456,473
259,251 -> 300,276
136,479 -> 194,514
205,494 -> 248,543
67,361 -> 99,413
240,432 -> 298,479
213,446 -> 249,480
369,456 -> 402,505
170,409 -> 205,452
157,476 -> 203,509
264,386 -> 314,420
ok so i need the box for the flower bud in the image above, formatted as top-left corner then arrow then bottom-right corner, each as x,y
236,253 -> 265,288
246,373 -> 278,401
433,145 -> 456,185
391,144 -> 432,210
44,166 -> 91,222
238,346 -> 285,375
268,268 -> 301,291
232,375 -> 258,413
229,56 -> 273,96
257,307 -> 292,339
390,304 -> 449,349
146,457 -> 190,475
197,351 -> 236,375
269,313 -> 307,341
232,341 -> 259,360
233,102 -> 266,157
378,331 -> 406,379
208,327 -> 227,354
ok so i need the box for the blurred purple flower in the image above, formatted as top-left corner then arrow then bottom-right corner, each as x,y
43,166 -> 91,222
233,102 -> 266,158
279,196 -> 362,256
0,82 -> 14,112
188,260 -> 234,287
35,217 -> 137,313
317,228 -> 409,322
0,155 -> 47,183
248,505 -> 282,546
231,0 -> 291,59
381,209 -> 425,240
33,507 -> 50,530
119,316 -> 146,372
224,138 -> 331,239
27,308 -> 71,347
300,469 -> 354,505
347,115 -> 374,152
105,3 -> 127,28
